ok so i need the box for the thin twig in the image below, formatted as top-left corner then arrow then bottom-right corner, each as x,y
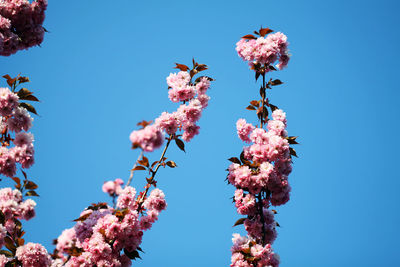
126,150 -> 144,188
137,136 -> 173,208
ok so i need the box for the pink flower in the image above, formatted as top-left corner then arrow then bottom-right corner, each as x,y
116,186 -> 137,210
178,99 -> 202,123
236,119 -> 255,143
7,106 -> 33,132
14,132 -> 34,146
182,123 -> 200,142
0,254 -> 9,266
236,32 -> 290,70
16,242 -> 51,267
0,147 -> 16,177
271,109 -> 286,123
0,0 -> 47,56
168,85 -> 196,103
19,198 -> 36,220
0,87 -> 19,116
166,71 -> 190,89
143,188 -> 167,212
129,125 -> 164,152
155,112 -> 179,135
195,76 -> 211,95
102,178 -> 124,196
267,120 -> 285,136
56,228 -> 77,254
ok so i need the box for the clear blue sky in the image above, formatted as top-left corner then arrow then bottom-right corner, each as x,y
1,0 -> 399,266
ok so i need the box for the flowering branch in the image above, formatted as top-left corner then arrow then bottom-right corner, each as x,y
50,59 -> 213,266
228,26 -> 297,267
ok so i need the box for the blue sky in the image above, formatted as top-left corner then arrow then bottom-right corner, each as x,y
1,0 -> 400,266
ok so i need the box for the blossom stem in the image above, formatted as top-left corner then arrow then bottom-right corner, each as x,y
137,135 -> 173,208
126,150 -> 144,188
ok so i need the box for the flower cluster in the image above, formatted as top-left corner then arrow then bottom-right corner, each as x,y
231,234 -> 279,267
0,86 -> 35,178
229,111 -> 292,204
129,63 -> 212,151
53,186 -> 167,266
0,187 -> 36,222
236,31 -> 289,70
102,178 -> 124,196
228,27 -> 296,267
15,242 -> 52,267
0,0 -> 47,56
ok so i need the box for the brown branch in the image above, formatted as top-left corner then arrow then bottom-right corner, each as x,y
125,150 -> 144,188
137,135 -> 173,209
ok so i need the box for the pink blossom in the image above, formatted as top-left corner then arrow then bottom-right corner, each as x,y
14,132 -> 34,146
129,124 -> 164,152
0,0 -> 47,56
195,76 -> 211,95
0,87 -> 19,116
178,99 -> 202,123
236,119 -> 255,143
7,106 -> 33,132
0,147 -> 16,177
182,123 -> 200,142
11,143 -> 34,168
154,111 -> 179,135
271,109 -> 286,124
19,198 -> 36,220
143,188 -> 167,212
102,178 -> 124,196
168,85 -> 196,103
166,71 -> 190,89
236,32 -> 289,70
16,242 -> 51,267
116,186 -> 137,210
56,228 -> 77,254
0,254 -> 8,267
267,119 -> 285,136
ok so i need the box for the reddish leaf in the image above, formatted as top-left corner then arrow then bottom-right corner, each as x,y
246,105 -> 256,111
11,177 -> 20,185
166,161 -> 177,168
17,77 -> 30,84
242,34 -> 257,40
132,166 -> 146,171
196,64 -> 208,72
233,218 -> 246,227
228,157 -> 241,164
73,212 -> 92,222
269,104 -> 279,112
25,190 -> 39,197
19,102 -> 37,115
289,147 -> 298,158
25,181 -> 38,190
138,156 -> 149,167
175,138 -> 185,152
259,27 -> 273,37
250,100 -> 259,107
271,79 -> 283,86
174,63 -> 189,71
